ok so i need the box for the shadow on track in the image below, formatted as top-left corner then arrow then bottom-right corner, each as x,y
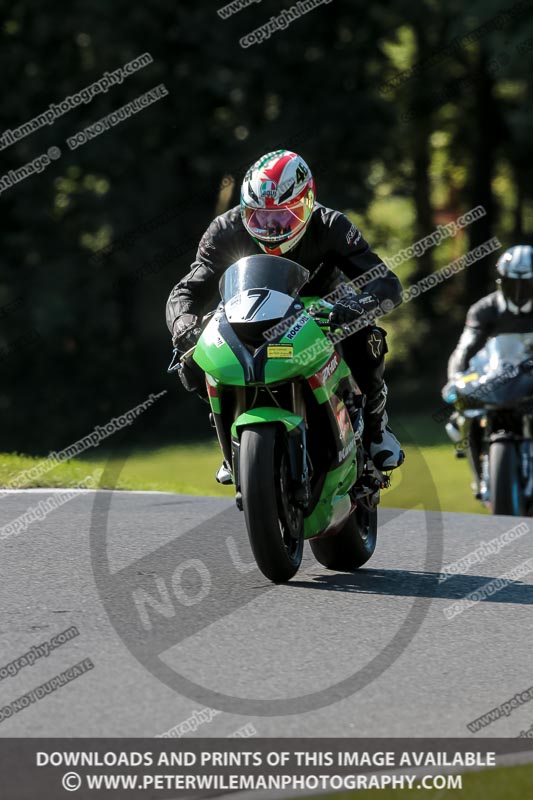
289,568 -> 533,605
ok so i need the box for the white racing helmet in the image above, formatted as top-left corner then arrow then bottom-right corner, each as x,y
240,150 -> 315,256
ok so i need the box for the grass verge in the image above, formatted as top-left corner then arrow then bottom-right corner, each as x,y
317,762 -> 533,798
0,415 -> 483,514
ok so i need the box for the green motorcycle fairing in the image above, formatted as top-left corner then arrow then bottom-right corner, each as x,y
193,297 -> 360,539
194,311 -> 246,388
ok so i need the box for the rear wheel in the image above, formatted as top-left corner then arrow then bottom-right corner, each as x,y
489,440 -> 525,516
240,424 -> 303,582
310,504 -> 377,571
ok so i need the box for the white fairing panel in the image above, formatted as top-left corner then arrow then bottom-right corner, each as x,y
224,289 -> 294,324
201,313 -> 225,348
470,333 -> 533,377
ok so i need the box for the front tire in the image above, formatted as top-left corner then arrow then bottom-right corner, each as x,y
310,504 -> 377,571
240,424 -> 303,582
489,440 -> 525,516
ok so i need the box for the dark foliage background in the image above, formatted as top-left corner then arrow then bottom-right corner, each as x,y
1,0 -> 532,453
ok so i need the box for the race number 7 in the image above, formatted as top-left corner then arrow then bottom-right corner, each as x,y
244,288 -> 271,320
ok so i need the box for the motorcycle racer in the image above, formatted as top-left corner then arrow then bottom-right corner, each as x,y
166,150 -> 405,481
448,245 -> 533,377
446,245 -> 533,497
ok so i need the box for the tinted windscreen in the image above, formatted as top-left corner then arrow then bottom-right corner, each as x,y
219,255 -> 309,303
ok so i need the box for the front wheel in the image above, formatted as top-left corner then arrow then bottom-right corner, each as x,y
489,440 -> 526,516
240,424 -> 303,583
310,504 -> 377,571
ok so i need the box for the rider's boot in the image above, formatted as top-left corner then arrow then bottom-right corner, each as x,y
216,460 -> 233,485
363,383 -> 404,470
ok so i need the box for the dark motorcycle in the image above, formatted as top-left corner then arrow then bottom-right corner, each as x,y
443,333 -> 533,515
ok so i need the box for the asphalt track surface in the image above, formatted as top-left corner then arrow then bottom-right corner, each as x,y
1,489 -> 533,737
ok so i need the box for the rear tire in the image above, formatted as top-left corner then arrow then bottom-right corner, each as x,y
240,424 -> 303,583
310,504 -> 377,571
489,440 -> 525,516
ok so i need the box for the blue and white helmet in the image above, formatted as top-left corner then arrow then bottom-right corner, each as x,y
496,245 -> 533,314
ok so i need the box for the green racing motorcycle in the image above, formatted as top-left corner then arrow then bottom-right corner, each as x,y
170,254 -> 391,583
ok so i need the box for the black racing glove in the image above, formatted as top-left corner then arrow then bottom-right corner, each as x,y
328,293 -> 380,327
172,313 -> 202,352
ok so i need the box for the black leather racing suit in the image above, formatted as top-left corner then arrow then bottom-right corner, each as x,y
448,291 -> 533,485
448,291 -> 533,378
166,203 -> 403,441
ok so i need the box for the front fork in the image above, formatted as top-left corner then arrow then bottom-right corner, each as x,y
479,416 -> 533,503
522,416 -> 533,498
231,422 -> 310,512
222,383 -> 310,511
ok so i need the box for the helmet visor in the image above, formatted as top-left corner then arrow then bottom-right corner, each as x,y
500,276 -> 533,309
243,203 -> 309,243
